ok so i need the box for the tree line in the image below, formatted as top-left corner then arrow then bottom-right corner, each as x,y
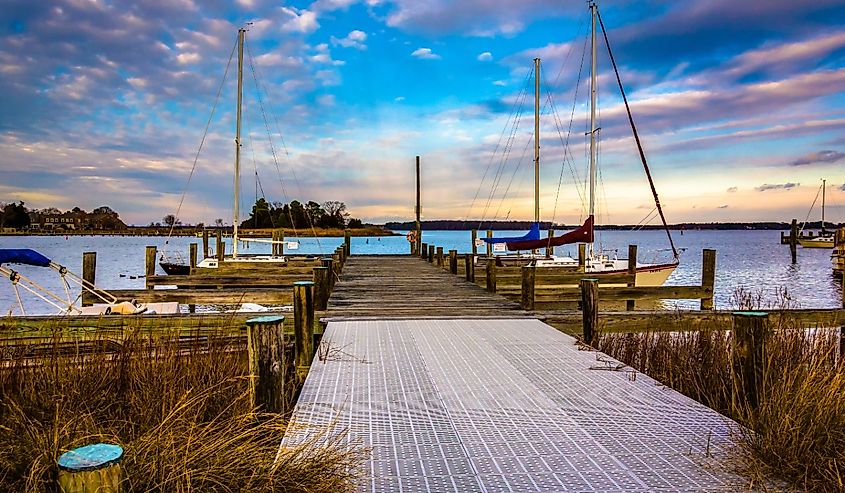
239,199 -> 363,229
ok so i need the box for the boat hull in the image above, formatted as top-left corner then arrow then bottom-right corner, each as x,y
798,237 -> 834,248
196,255 -> 287,269
160,262 -> 190,275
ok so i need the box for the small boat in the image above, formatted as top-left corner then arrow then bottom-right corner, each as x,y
798,180 -> 835,249
480,2 -> 677,286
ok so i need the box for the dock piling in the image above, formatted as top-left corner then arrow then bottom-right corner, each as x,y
313,267 -> 330,311
521,265 -> 535,310
626,245 -> 637,311
144,246 -> 156,289
789,219 -> 797,264
321,257 -> 334,291
420,242 -> 428,260
578,243 -> 586,272
449,250 -> 458,274
202,230 -> 209,258
428,244 -> 435,263
464,253 -> 475,282
189,243 -> 197,273
293,281 -> 315,380
471,229 -> 478,256
701,249 -> 716,310
57,443 -> 123,493
246,315 -> 287,413
216,231 -> 224,262
546,230 -> 555,258
486,259 -> 497,293
436,246 -> 444,267
82,252 -> 97,306
344,230 -> 351,257
580,278 -> 599,345
732,311 -> 769,410
486,230 -> 493,257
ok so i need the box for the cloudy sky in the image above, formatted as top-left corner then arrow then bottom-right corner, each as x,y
2,0 -> 845,226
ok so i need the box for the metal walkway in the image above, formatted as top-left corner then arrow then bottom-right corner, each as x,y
325,255 -> 524,320
283,318 -> 744,492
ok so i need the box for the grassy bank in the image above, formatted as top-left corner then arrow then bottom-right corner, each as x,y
0,329 -> 362,492
596,306 -> 845,491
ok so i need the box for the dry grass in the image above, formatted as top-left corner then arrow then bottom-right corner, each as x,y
595,288 -> 845,491
0,329 -> 362,492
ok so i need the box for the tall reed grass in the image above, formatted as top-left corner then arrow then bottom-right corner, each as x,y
595,288 -> 845,491
0,329 -> 361,492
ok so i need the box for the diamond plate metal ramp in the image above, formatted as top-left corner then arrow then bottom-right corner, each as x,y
282,319 -> 746,492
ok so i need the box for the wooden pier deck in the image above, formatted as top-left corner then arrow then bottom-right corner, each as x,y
324,255 -> 524,319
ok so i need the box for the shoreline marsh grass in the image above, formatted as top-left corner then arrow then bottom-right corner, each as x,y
0,326 -> 362,492
596,288 -> 845,491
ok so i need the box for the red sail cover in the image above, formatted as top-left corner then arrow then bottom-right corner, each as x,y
506,216 -> 594,251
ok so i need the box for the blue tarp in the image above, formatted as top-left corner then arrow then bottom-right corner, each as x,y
0,249 -> 52,267
481,222 -> 542,244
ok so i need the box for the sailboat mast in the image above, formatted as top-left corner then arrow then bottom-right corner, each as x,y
534,58 -> 540,225
822,179 -> 826,232
233,28 -> 245,258
588,2 -> 598,257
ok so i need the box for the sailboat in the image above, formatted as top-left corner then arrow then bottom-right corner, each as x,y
160,28 -> 287,275
481,2 -> 678,286
798,180 -> 835,248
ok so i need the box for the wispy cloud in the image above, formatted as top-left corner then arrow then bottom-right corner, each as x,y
756,182 -> 799,192
789,150 -> 845,166
331,29 -> 367,49
411,47 -> 440,60
477,51 -> 493,61
726,187 -> 737,193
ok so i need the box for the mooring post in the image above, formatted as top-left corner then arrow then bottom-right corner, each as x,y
420,242 -> 428,260
321,257 -> 334,291
580,278 -> 599,345
57,443 -> 123,493
486,258 -> 497,293
578,243 -> 586,272
486,230 -> 493,257
428,244 -> 435,263
202,230 -> 209,258
701,249 -> 716,310
245,315 -> 287,413
344,230 -> 351,257
789,218 -> 797,264
293,281 -> 315,380
415,155 -> 422,256
449,250 -> 458,274
144,246 -> 156,289
546,230 -> 555,257
436,246 -> 444,267
731,311 -> 769,411
313,266 -> 330,311
82,252 -> 97,306
464,253 -> 475,282
216,230 -> 224,262
471,229 -> 478,256
189,243 -> 197,274
521,265 -> 536,311
626,245 -> 637,311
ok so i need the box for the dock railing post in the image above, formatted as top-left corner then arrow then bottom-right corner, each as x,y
321,257 -> 334,291
82,252 -> 97,306
626,245 -> 637,311
313,266 -> 330,311
436,246 -> 444,267
789,219 -> 798,264
546,230 -> 555,258
578,243 -> 586,272
344,230 -> 351,257
486,259 -> 497,293
144,246 -> 156,289
246,315 -> 287,413
701,249 -> 716,310
189,243 -> 197,274
486,230 -> 493,257
731,311 -> 769,411
471,229 -> 478,256
580,278 -> 599,345
449,250 -> 458,274
464,253 -> 475,282
293,281 -> 315,381
428,244 -> 435,263
420,242 -> 428,260
216,231 -> 224,262
202,230 -> 209,258
521,265 -> 536,310
57,443 -> 123,493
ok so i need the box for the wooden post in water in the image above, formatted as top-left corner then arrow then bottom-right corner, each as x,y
245,315 -> 287,413
202,230 -> 209,258
82,252 -> 97,306
344,230 -> 351,257
486,259 -> 497,293
144,246 -> 156,289
216,230 -> 224,262
580,278 -> 599,345
436,246 -> 444,267
428,244 -> 435,263
57,443 -> 123,493
789,219 -> 798,264
626,245 -> 637,311
189,243 -> 197,273
577,243 -> 586,272
701,249 -> 716,310
486,230 -> 493,257
449,250 -> 458,274
471,229 -> 478,256
420,242 -> 428,260
521,265 -> 536,310
293,281 -> 315,380
464,253 -> 475,282
313,266 -> 330,311
731,311 -> 768,410
415,155 -> 422,256
321,257 -> 334,291
546,230 -> 555,257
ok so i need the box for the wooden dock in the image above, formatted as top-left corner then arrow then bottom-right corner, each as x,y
283,253 -> 749,492
324,255 -> 524,319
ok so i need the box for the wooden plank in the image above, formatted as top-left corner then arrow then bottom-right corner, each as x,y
106,288 -> 293,305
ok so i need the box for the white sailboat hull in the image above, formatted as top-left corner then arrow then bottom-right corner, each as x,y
534,256 -> 677,286
196,255 -> 287,269
798,236 -> 834,248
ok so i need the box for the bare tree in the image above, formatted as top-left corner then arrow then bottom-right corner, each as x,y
162,214 -> 181,227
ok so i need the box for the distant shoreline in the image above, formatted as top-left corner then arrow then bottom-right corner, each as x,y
383,220 -> 843,232
0,226 -> 396,237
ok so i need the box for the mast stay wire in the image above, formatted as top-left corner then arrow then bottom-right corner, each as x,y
799,182 -> 821,232
162,35 -> 238,259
